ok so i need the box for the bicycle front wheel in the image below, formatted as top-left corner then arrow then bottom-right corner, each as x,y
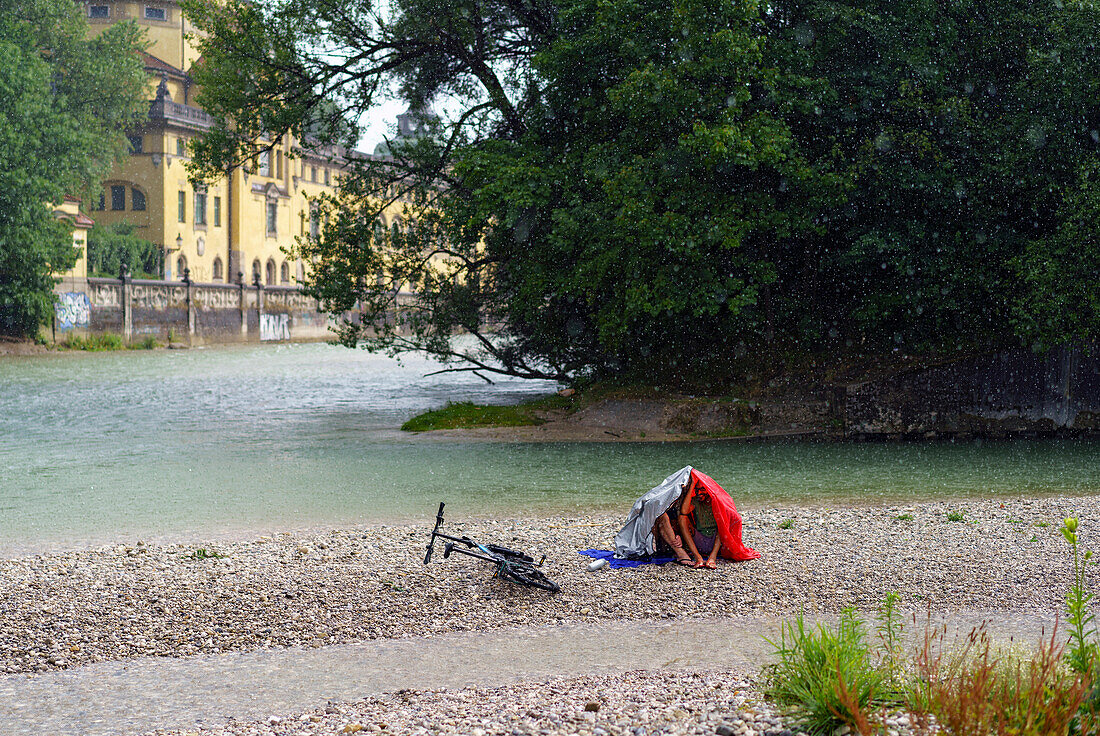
500,562 -> 560,592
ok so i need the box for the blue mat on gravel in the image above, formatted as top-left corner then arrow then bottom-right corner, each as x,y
578,549 -> 677,568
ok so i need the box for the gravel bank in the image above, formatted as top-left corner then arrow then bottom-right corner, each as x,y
1,495 -> 1093,675
143,669 -> 780,736
142,668 -> 922,736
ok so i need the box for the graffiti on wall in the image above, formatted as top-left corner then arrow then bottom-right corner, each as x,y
260,313 -> 290,341
55,292 -> 91,331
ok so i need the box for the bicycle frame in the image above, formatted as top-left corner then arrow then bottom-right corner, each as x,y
424,502 -> 559,592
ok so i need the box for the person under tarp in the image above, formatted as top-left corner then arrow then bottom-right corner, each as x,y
612,466 -> 760,566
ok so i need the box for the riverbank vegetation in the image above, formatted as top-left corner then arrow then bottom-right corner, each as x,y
185,0 -> 1099,385
0,0 -> 147,339
763,518 -> 1100,735
55,333 -> 158,351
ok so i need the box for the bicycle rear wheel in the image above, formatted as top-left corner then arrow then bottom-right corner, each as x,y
500,562 -> 560,592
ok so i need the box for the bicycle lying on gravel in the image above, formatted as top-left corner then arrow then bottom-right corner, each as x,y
424,502 -> 560,593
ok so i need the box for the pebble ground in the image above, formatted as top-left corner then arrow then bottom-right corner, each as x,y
2,495 -> 1093,735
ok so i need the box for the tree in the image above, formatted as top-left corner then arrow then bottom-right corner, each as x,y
186,0 -> 1100,382
764,0 -> 1100,352
0,0 -> 148,337
86,222 -> 162,279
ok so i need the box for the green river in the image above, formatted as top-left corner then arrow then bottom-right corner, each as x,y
1,342 -> 1097,554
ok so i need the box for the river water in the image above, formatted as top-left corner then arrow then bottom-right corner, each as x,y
1,342 -> 1098,554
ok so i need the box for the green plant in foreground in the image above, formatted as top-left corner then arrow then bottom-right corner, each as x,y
909,622 -> 1088,736
946,510 -> 966,522
187,548 -> 225,561
779,519 -> 794,529
764,608 -> 892,734
894,514 -> 913,521
1061,516 -> 1097,675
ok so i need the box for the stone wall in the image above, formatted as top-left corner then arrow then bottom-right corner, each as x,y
839,346 -> 1100,437
53,277 -> 333,345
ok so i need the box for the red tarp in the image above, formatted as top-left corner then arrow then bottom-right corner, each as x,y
681,468 -> 761,561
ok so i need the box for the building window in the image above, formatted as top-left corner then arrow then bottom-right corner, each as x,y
266,201 -> 277,234
213,196 -> 221,227
176,138 -> 185,156
177,255 -> 187,277
251,259 -> 261,282
324,168 -> 330,185
311,166 -> 317,183
280,262 -> 289,283
257,150 -> 271,177
310,207 -> 321,239
95,192 -> 105,211
144,6 -> 167,21
177,191 -> 186,223
213,257 -> 223,281
266,259 -> 276,286
296,262 -> 304,282
194,192 -> 207,225
131,188 -> 146,211
89,5 -> 109,18
111,185 -> 125,211
127,135 -> 142,154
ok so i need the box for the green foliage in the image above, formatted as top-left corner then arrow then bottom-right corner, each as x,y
1061,516 -> 1098,675
86,222 -> 161,279
1012,164 -> 1100,350
401,393 -> 577,431
764,608 -> 892,733
946,510 -> 966,522
186,0 -> 1100,380
58,333 -> 125,351
0,0 -> 147,338
778,519 -> 795,530
893,514 -> 913,521
133,336 -> 159,350
186,548 -> 226,561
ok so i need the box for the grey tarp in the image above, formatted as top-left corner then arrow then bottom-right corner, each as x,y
613,466 -> 694,558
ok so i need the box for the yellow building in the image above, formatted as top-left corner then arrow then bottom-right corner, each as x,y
78,0 -> 380,287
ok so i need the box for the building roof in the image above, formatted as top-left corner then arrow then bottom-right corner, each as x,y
142,52 -> 188,79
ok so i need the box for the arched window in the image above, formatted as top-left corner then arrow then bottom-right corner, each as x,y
252,258 -> 261,283
391,217 -> 402,238
296,262 -> 305,282
373,218 -> 385,243
212,257 -> 223,281
280,262 -> 289,283
177,255 -> 187,278
131,187 -> 146,211
266,258 -> 276,285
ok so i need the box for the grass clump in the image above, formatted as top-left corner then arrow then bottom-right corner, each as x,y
763,516 -> 1100,735
894,513 -> 914,521
402,401 -> 545,431
58,333 -> 125,351
131,336 -> 158,350
945,510 -> 966,522
778,519 -> 795,530
765,608 -> 895,734
186,547 -> 226,561
401,393 -> 580,432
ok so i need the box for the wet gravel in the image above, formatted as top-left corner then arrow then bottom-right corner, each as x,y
0,495 -> 1091,676
142,668 -> 922,736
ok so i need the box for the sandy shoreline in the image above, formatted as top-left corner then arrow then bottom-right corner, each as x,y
2,495 -> 1092,678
